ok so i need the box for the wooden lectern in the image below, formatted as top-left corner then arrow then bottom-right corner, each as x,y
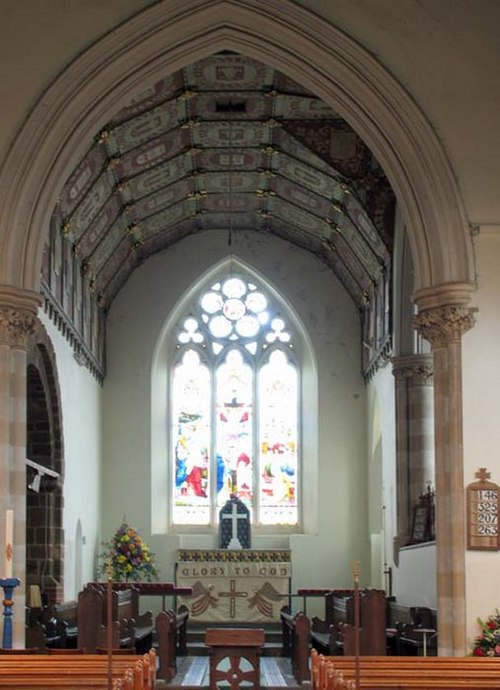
205,627 -> 265,690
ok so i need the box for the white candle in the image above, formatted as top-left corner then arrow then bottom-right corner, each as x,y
5,510 -> 13,578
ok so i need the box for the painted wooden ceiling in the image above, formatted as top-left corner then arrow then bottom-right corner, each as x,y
51,53 -> 394,311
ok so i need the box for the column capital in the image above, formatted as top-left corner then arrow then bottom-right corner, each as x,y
0,285 -> 41,348
413,281 -> 476,312
392,353 -> 434,383
413,304 -> 477,349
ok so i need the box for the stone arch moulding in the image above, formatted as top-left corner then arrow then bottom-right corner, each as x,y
0,0 -> 475,306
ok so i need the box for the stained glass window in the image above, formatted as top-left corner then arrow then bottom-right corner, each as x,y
259,351 -> 298,525
172,350 -> 211,524
171,275 -> 298,527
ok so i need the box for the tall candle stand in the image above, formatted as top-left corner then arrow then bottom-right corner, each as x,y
0,578 -> 20,649
351,561 -> 361,690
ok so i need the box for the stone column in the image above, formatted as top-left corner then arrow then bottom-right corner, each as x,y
392,354 -> 434,550
413,302 -> 476,656
0,286 -> 40,646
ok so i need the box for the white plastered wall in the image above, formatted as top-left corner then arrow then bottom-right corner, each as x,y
38,311 -> 102,600
463,228 -> 500,649
102,229 -> 368,614
367,367 -> 396,590
367,362 -> 437,608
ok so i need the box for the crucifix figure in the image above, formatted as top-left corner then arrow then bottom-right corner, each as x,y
219,496 -> 251,549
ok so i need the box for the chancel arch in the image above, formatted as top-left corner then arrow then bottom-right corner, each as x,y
0,0 -> 474,294
0,0 -> 478,653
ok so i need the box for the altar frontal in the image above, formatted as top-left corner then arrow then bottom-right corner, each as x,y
176,549 -> 291,623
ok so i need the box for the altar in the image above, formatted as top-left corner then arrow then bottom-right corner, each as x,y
175,549 -> 292,623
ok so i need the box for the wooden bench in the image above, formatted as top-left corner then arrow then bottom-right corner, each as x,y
78,585 -> 153,653
92,583 -> 155,653
25,604 -> 69,650
386,602 -> 437,655
280,606 -> 310,683
0,650 -> 156,689
54,600 -> 79,648
311,589 -> 386,656
155,605 -> 189,681
311,591 -> 350,655
311,651 -> 500,690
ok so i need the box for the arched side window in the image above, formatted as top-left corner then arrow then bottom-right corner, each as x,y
170,275 -> 299,528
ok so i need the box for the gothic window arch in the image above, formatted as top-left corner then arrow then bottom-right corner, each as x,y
170,273 -> 300,528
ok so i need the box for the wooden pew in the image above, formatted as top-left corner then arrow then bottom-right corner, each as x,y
310,649 -> 353,690
0,650 -> 155,683
311,589 -> 386,656
78,585 -> 153,653
386,602 -> 437,656
54,600 -> 79,648
325,590 -> 354,626
311,651 -> 500,690
78,586 -> 106,653
0,650 -> 156,689
280,606 -> 310,683
155,605 -> 189,682
97,585 -> 153,653
311,591 -> 350,655
26,603 -> 69,650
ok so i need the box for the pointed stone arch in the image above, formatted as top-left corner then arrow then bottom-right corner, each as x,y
0,0 -> 475,303
0,0 -> 477,653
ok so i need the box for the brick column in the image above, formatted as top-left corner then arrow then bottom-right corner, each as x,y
413,303 -> 476,656
392,354 -> 434,550
0,287 -> 40,646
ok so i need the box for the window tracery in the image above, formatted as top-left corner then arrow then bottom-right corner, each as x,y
171,275 -> 298,527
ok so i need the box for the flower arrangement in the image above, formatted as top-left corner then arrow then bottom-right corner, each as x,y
472,610 -> 500,656
98,521 -> 158,582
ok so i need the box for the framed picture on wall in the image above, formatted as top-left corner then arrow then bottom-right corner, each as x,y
409,487 -> 435,544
